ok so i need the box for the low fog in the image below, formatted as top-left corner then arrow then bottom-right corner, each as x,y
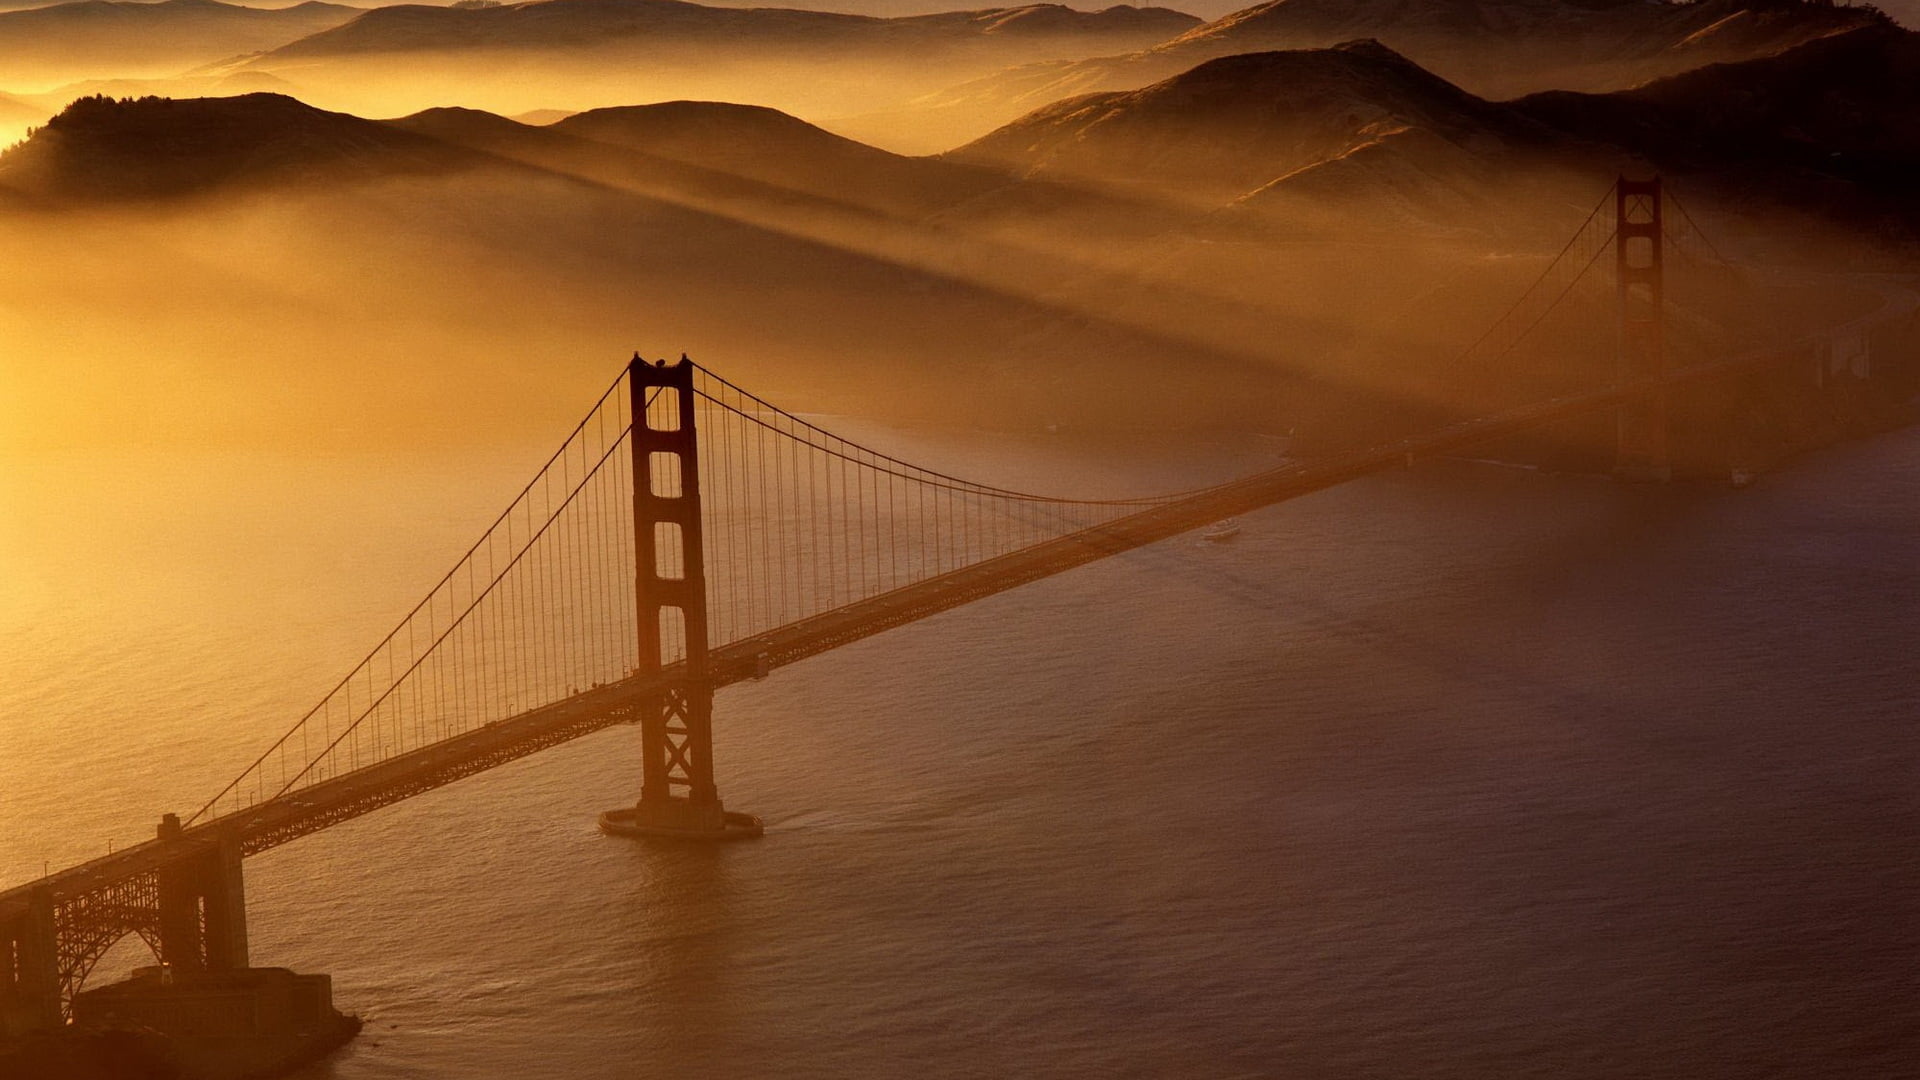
0,0 -> 1912,474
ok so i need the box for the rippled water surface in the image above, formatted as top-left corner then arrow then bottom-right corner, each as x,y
3,424 -> 1915,1079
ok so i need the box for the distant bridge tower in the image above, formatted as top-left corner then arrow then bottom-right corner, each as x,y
600,357 -> 760,840
1615,176 -> 1671,482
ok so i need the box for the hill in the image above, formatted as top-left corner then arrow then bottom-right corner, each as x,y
1518,23 -> 1920,224
0,0 -> 357,86
902,0 -> 1883,151
551,102 -> 1004,212
261,0 -> 1196,59
0,92 -> 481,199
394,99 -> 1008,219
1154,0 -> 1879,95
950,41 -> 1563,207
221,0 -> 1201,128
950,26 -> 1920,238
0,90 -> 1292,437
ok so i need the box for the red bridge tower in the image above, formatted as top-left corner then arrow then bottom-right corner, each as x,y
600,357 -> 761,841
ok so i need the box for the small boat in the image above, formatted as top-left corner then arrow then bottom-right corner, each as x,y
1201,519 -> 1241,543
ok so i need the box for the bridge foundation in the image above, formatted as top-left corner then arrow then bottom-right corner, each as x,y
601,356 -> 762,841
1,817 -> 252,1035
155,815 -> 249,973
0,889 -> 61,1037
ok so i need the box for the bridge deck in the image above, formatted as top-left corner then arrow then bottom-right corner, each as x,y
1,350 -> 1799,915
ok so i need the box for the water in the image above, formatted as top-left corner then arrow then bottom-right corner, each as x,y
3,424 -> 1916,1078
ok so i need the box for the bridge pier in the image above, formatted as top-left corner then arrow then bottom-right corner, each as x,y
1615,176 -> 1671,482
601,356 -> 761,841
155,815 -> 249,973
0,889 -> 61,1036
1,818 -> 249,1034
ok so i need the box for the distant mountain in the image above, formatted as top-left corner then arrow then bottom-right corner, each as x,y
0,90 -> 1292,435
1518,23 -> 1920,222
0,92 -> 481,199
953,23 -> 1920,238
1123,0 -> 1882,96
392,99 -> 993,219
911,0 -> 1883,149
951,40 -> 1562,206
22,22 -> 1920,228
261,0 -> 1197,59
219,0 -> 1202,125
555,102 -> 1006,211
0,0 -> 358,84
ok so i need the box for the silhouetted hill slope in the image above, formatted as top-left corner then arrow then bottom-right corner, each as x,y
1149,0 -> 1884,95
394,100 -> 1007,219
263,0 -> 1197,59
554,100 -> 912,173
1522,24 -> 1920,187
553,101 -> 1004,211
0,90 -> 1303,421
393,103 -> 553,149
0,92 -> 481,199
951,41 -> 1558,203
0,0 -> 358,83
226,0 -> 1203,133
1160,0 -> 1874,79
915,0 -> 1882,146
952,23 -> 1920,238
0,92 -> 1297,436
1519,23 -> 1920,224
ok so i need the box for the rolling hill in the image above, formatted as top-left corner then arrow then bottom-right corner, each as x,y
392,98 -> 1009,221
1518,22 -> 1920,228
949,40 -> 1567,207
258,0 -> 1197,59
949,24 -> 1920,239
0,0 -> 358,87
217,0 -> 1203,129
899,0 -> 1884,151
0,90 -> 1294,436
0,92 -> 481,199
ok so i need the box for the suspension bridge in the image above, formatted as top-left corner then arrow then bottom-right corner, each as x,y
2,178 -> 1913,1030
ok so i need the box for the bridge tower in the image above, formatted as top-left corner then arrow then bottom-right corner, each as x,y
1615,176 -> 1671,482
601,357 -> 760,841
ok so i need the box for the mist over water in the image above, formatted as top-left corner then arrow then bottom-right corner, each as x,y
4,420 -> 1914,1078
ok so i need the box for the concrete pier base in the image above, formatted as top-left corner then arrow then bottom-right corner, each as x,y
67,965 -> 359,1080
599,799 -> 763,841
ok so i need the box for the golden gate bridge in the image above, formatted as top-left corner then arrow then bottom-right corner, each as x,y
2,178 -> 1912,1028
